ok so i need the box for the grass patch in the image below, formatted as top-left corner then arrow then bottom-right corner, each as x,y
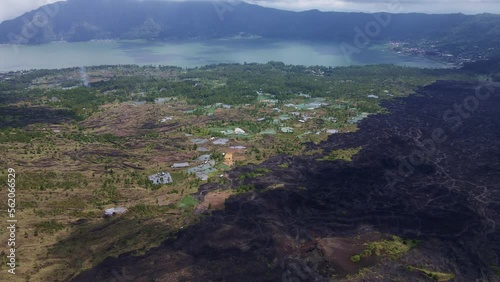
127,204 -> 169,218
352,235 -> 419,262
216,163 -> 231,170
239,167 -> 271,180
16,171 -> 88,191
34,220 -> 64,234
170,171 -> 188,182
235,184 -> 255,194
407,266 -> 455,281
0,128 -> 47,143
350,255 -> 361,262
18,200 -> 38,209
317,147 -> 362,162
177,195 -> 198,209
52,196 -> 86,209
304,148 -> 324,156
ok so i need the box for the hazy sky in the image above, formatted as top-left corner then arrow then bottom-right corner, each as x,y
0,0 -> 60,23
0,0 -> 499,23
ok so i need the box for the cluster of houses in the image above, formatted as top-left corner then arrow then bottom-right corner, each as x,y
147,144 -> 245,184
186,155 -> 217,181
148,172 -> 173,184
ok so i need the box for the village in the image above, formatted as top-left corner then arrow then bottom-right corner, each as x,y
1,63 -> 471,280
0,65 -> 417,220
95,88 -> 379,217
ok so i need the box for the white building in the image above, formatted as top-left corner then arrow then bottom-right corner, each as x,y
234,128 -> 246,135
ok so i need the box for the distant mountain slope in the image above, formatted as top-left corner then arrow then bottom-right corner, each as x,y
0,0 -> 499,56
0,0 -> 472,42
438,14 -> 500,55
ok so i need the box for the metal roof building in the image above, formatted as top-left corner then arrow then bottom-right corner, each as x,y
148,172 -> 173,184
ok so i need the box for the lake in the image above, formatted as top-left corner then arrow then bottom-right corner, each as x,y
0,38 -> 450,72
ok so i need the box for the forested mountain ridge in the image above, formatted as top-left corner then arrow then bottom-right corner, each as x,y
1,0 -> 499,57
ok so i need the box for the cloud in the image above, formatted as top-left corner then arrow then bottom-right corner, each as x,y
245,0 -> 500,14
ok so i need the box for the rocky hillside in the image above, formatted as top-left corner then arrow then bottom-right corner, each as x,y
71,78 -> 500,281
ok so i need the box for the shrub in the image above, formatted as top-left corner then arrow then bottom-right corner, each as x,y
351,255 -> 361,263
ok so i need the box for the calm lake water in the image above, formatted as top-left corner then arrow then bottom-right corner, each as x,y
0,38 -> 450,72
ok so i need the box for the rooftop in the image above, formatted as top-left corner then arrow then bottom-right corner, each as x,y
148,172 -> 173,184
